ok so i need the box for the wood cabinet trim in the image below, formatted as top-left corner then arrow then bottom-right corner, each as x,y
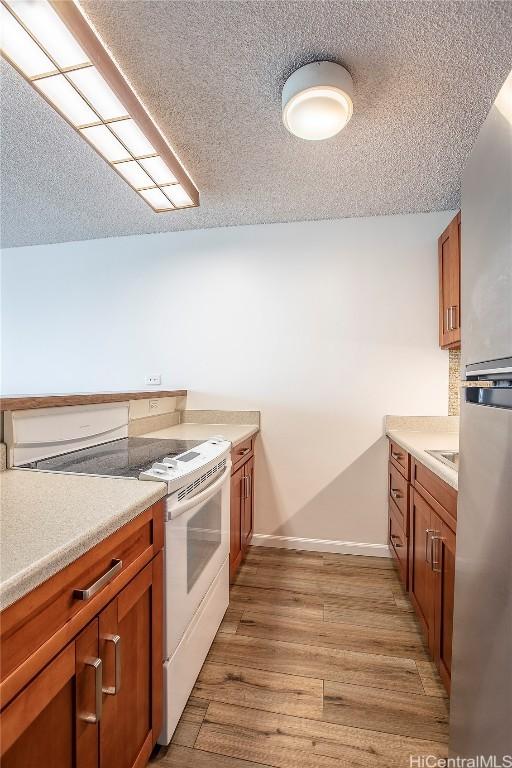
131,732 -> 154,768
388,499 -> 407,588
408,489 -> 435,650
388,461 -> 409,532
230,444 -> 256,582
231,437 -> 255,474
75,619 -> 100,768
117,561 -> 152,622
412,459 -> 457,532
433,515 -> 456,693
0,390 -> 187,412
151,552 -> 164,743
1,642 -> 75,756
388,440 -> 410,480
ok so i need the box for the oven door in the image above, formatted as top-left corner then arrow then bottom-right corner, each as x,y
164,463 -> 230,658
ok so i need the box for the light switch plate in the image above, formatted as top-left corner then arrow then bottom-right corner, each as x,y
146,375 -> 161,386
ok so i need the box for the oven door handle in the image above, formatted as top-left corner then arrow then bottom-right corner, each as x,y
167,462 -> 231,518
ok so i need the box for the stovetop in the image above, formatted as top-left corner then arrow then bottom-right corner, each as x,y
19,437 -> 203,479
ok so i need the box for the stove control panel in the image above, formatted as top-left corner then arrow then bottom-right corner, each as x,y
139,438 -> 230,488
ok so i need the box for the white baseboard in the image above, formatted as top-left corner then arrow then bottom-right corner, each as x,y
251,533 -> 391,558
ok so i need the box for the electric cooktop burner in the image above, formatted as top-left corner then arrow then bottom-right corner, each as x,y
19,437 -> 203,479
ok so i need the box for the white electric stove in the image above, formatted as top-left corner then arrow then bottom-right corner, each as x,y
5,402 -> 231,744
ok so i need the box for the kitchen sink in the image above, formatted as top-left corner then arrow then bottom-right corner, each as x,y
425,449 -> 459,471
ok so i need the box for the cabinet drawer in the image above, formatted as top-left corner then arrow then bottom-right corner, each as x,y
389,440 -> 410,480
0,501 -> 164,704
412,459 -> 457,530
388,500 -> 407,587
388,462 -> 408,531
231,436 -> 254,472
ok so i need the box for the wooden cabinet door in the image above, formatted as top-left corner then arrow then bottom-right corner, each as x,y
408,490 -> 436,650
230,465 -> 244,581
99,554 -> 163,768
432,514 -> 456,692
438,211 -> 461,349
1,620 -> 100,768
242,456 -> 255,552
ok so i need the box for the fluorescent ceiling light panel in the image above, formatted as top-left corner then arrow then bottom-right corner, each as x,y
0,4 -> 55,77
162,184 -> 194,208
35,73 -> 97,126
0,0 -> 199,212
81,124 -> 130,162
114,160 -> 154,189
67,66 -> 128,121
109,118 -> 156,157
139,156 -> 177,185
138,187 -> 174,211
7,0 -> 89,69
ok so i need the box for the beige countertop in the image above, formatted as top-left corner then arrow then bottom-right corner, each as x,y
140,422 -> 259,447
385,416 -> 459,490
0,470 -> 167,611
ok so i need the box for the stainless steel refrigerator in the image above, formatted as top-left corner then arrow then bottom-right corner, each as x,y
450,70 -> 512,758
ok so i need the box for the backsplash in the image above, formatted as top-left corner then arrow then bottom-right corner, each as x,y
448,349 -> 461,416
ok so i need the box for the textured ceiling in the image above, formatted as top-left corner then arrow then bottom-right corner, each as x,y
1,0 -> 512,248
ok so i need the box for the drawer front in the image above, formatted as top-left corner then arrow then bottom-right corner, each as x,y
388,500 -> 407,587
388,462 -> 408,530
412,459 -> 457,528
231,436 -> 254,472
389,440 -> 410,480
0,501 -> 164,692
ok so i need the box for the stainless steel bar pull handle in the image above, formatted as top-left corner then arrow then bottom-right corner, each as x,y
391,451 -> 403,461
81,657 -> 102,723
390,488 -> 402,501
238,447 -> 251,457
425,529 -> 436,563
102,634 -> 121,695
446,308 -> 451,331
390,534 -> 403,548
74,559 -> 123,601
431,536 -> 443,573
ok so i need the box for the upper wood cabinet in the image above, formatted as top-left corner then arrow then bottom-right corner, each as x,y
438,211 -> 461,349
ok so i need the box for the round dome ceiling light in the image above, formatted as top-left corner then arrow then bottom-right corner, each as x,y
282,61 -> 353,141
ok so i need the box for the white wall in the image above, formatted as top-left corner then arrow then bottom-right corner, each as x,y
1,212 -> 453,546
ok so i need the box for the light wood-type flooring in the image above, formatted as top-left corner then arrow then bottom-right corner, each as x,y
151,547 -> 449,768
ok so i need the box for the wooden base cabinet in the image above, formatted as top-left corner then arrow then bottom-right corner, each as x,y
387,439 -> 457,693
409,488 -> 457,691
0,502 -> 164,768
230,436 -> 256,582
